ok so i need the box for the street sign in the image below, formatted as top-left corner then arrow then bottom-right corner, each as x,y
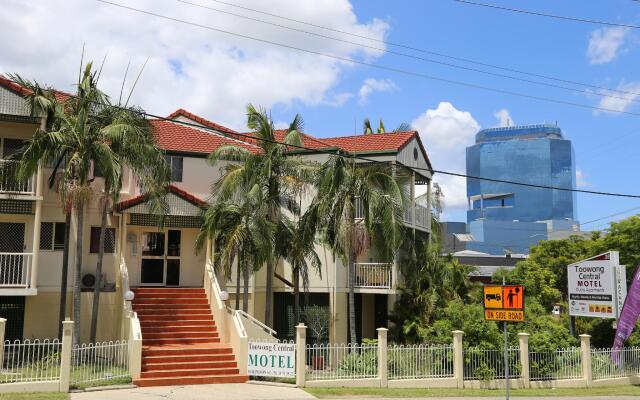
483,285 -> 525,322
567,251 -> 626,319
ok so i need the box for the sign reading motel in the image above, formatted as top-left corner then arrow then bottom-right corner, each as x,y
567,251 -> 627,319
247,341 -> 296,377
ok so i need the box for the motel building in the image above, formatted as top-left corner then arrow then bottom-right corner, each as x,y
0,77 -> 433,386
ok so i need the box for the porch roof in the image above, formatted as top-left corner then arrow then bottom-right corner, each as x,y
116,185 -> 208,216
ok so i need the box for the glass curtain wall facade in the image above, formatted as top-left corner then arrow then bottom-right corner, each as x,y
466,124 -> 576,254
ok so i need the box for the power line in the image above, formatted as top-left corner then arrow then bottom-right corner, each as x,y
203,0 -> 640,98
579,206 -> 640,226
7,73 -> 640,201
96,0 -> 640,119
454,0 -> 640,29
175,0 -> 640,105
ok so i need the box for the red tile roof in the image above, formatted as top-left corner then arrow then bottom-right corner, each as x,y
320,131 -> 418,153
0,75 -> 72,103
167,108 -> 238,135
151,119 -> 261,155
115,184 -> 208,211
238,129 -> 335,151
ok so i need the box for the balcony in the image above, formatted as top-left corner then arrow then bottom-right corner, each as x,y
355,197 -> 430,231
0,253 -> 33,288
352,262 -> 393,289
0,160 -> 34,195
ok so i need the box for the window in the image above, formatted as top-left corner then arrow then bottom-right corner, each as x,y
89,227 -> 116,254
165,155 -> 183,182
39,222 -> 66,251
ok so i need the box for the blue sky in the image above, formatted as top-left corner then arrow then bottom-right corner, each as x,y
268,0 -> 640,226
1,0 -> 639,229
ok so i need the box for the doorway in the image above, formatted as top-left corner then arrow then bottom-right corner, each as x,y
140,229 -> 181,286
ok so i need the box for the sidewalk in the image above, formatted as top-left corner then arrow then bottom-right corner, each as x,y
70,383 -> 315,400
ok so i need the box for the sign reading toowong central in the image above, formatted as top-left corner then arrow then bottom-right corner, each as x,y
248,341 -> 295,377
568,251 -> 626,319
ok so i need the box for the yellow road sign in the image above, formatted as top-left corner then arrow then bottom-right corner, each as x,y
484,309 -> 525,322
483,286 -> 504,309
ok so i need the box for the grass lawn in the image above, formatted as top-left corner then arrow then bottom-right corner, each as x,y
0,394 -> 68,400
305,385 -> 640,397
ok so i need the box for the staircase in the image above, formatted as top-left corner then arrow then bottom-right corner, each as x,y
131,287 -> 248,387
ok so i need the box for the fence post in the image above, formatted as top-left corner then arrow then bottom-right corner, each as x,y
580,334 -> 592,388
518,332 -> 530,387
452,330 -> 464,388
59,320 -> 74,392
296,323 -> 306,387
0,318 -> 5,368
377,327 -> 388,388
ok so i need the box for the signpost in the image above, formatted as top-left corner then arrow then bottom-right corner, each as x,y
484,281 -> 525,400
247,341 -> 296,378
568,251 -> 626,320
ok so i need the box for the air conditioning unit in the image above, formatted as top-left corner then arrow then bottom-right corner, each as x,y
81,273 -> 107,289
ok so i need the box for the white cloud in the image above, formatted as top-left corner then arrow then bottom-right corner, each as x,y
358,78 -> 396,104
493,109 -> 514,127
576,169 -> 591,188
596,81 -> 640,114
411,102 -> 480,212
0,0 -> 389,129
587,27 -> 630,64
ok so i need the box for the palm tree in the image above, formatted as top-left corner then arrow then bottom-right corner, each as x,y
363,118 -> 412,134
88,104 -> 169,343
196,185 -> 274,312
207,105 -> 314,327
309,155 -> 405,344
13,62 -> 130,344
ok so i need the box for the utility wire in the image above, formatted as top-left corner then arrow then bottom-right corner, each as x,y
454,0 -> 640,29
579,206 -> 640,225
203,0 -> 640,98
96,0 -> 640,119
7,75 -> 640,201
176,0 -> 640,105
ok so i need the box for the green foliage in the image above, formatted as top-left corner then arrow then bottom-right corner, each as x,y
337,347 -> 377,376
603,216 -> 640,280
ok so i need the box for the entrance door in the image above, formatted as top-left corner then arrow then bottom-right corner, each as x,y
140,230 -> 181,286
0,222 -> 25,286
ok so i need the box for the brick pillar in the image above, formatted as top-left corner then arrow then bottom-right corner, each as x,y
59,320 -> 74,392
296,323 -> 307,387
452,330 -> 464,388
518,332 -> 530,387
580,334 -> 592,387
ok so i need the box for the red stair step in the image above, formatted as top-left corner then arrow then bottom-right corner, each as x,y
141,367 -> 240,379
133,374 -> 248,387
142,346 -> 233,357
143,332 -> 219,340
142,360 -> 237,372
143,354 -> 236,364
141,325 -> 217,333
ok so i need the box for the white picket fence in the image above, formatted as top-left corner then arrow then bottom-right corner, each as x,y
529,347 -> 582,381
1,339 -> 62,383
464,347 -> 521,380
591,347 -> 640,380
388,344 -> 453,380
71,341 -> 130,386
305,343 -> 378,381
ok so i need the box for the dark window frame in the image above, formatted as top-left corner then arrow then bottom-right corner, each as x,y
89,226 -> 116,254
165,155 -> 183,182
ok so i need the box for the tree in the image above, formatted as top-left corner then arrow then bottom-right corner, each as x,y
196,184 -> 274,312
88,104 -> 169,343
14,62 -> 127,344
206,105 -> 314,327
362,118 -> 412,134
310,155 -> 405,344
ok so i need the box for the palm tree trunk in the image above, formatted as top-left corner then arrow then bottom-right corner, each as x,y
73,204 -> 84,346
265,260 -> 274,327
293,266 -> 300,326
348,251 -> 357,345
57,209 -> 71,339
89,199 -> 108,343
235,256 -> 241,311
242,261 -> 249,313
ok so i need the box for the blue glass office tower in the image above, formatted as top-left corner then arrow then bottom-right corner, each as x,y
466,124 -> 576,254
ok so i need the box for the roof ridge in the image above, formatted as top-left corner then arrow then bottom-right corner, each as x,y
167,108 -> 238,134
322,130 -> 417,140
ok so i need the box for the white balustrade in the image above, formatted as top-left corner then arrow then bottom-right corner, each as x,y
0,160 -> 34,194
0,253 -> 32,288
352,263 -> 392,289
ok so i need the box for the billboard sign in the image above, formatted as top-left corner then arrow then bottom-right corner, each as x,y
568,251 -> 626,319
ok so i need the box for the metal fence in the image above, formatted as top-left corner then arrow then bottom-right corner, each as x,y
0,253 -> 32,287
464,347 -> 521,380
529,347 -> 582,381
1,339 -> 61,383
71,341 -> 130,387
305,343 -> 378,381
591,347 -> 640,380
388,344 -> 454,380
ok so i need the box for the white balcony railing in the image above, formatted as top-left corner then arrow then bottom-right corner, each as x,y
0,252 -> 32,287
0,160 -> 34,194
415,205 -> 429,228
352,262 -> 393,289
